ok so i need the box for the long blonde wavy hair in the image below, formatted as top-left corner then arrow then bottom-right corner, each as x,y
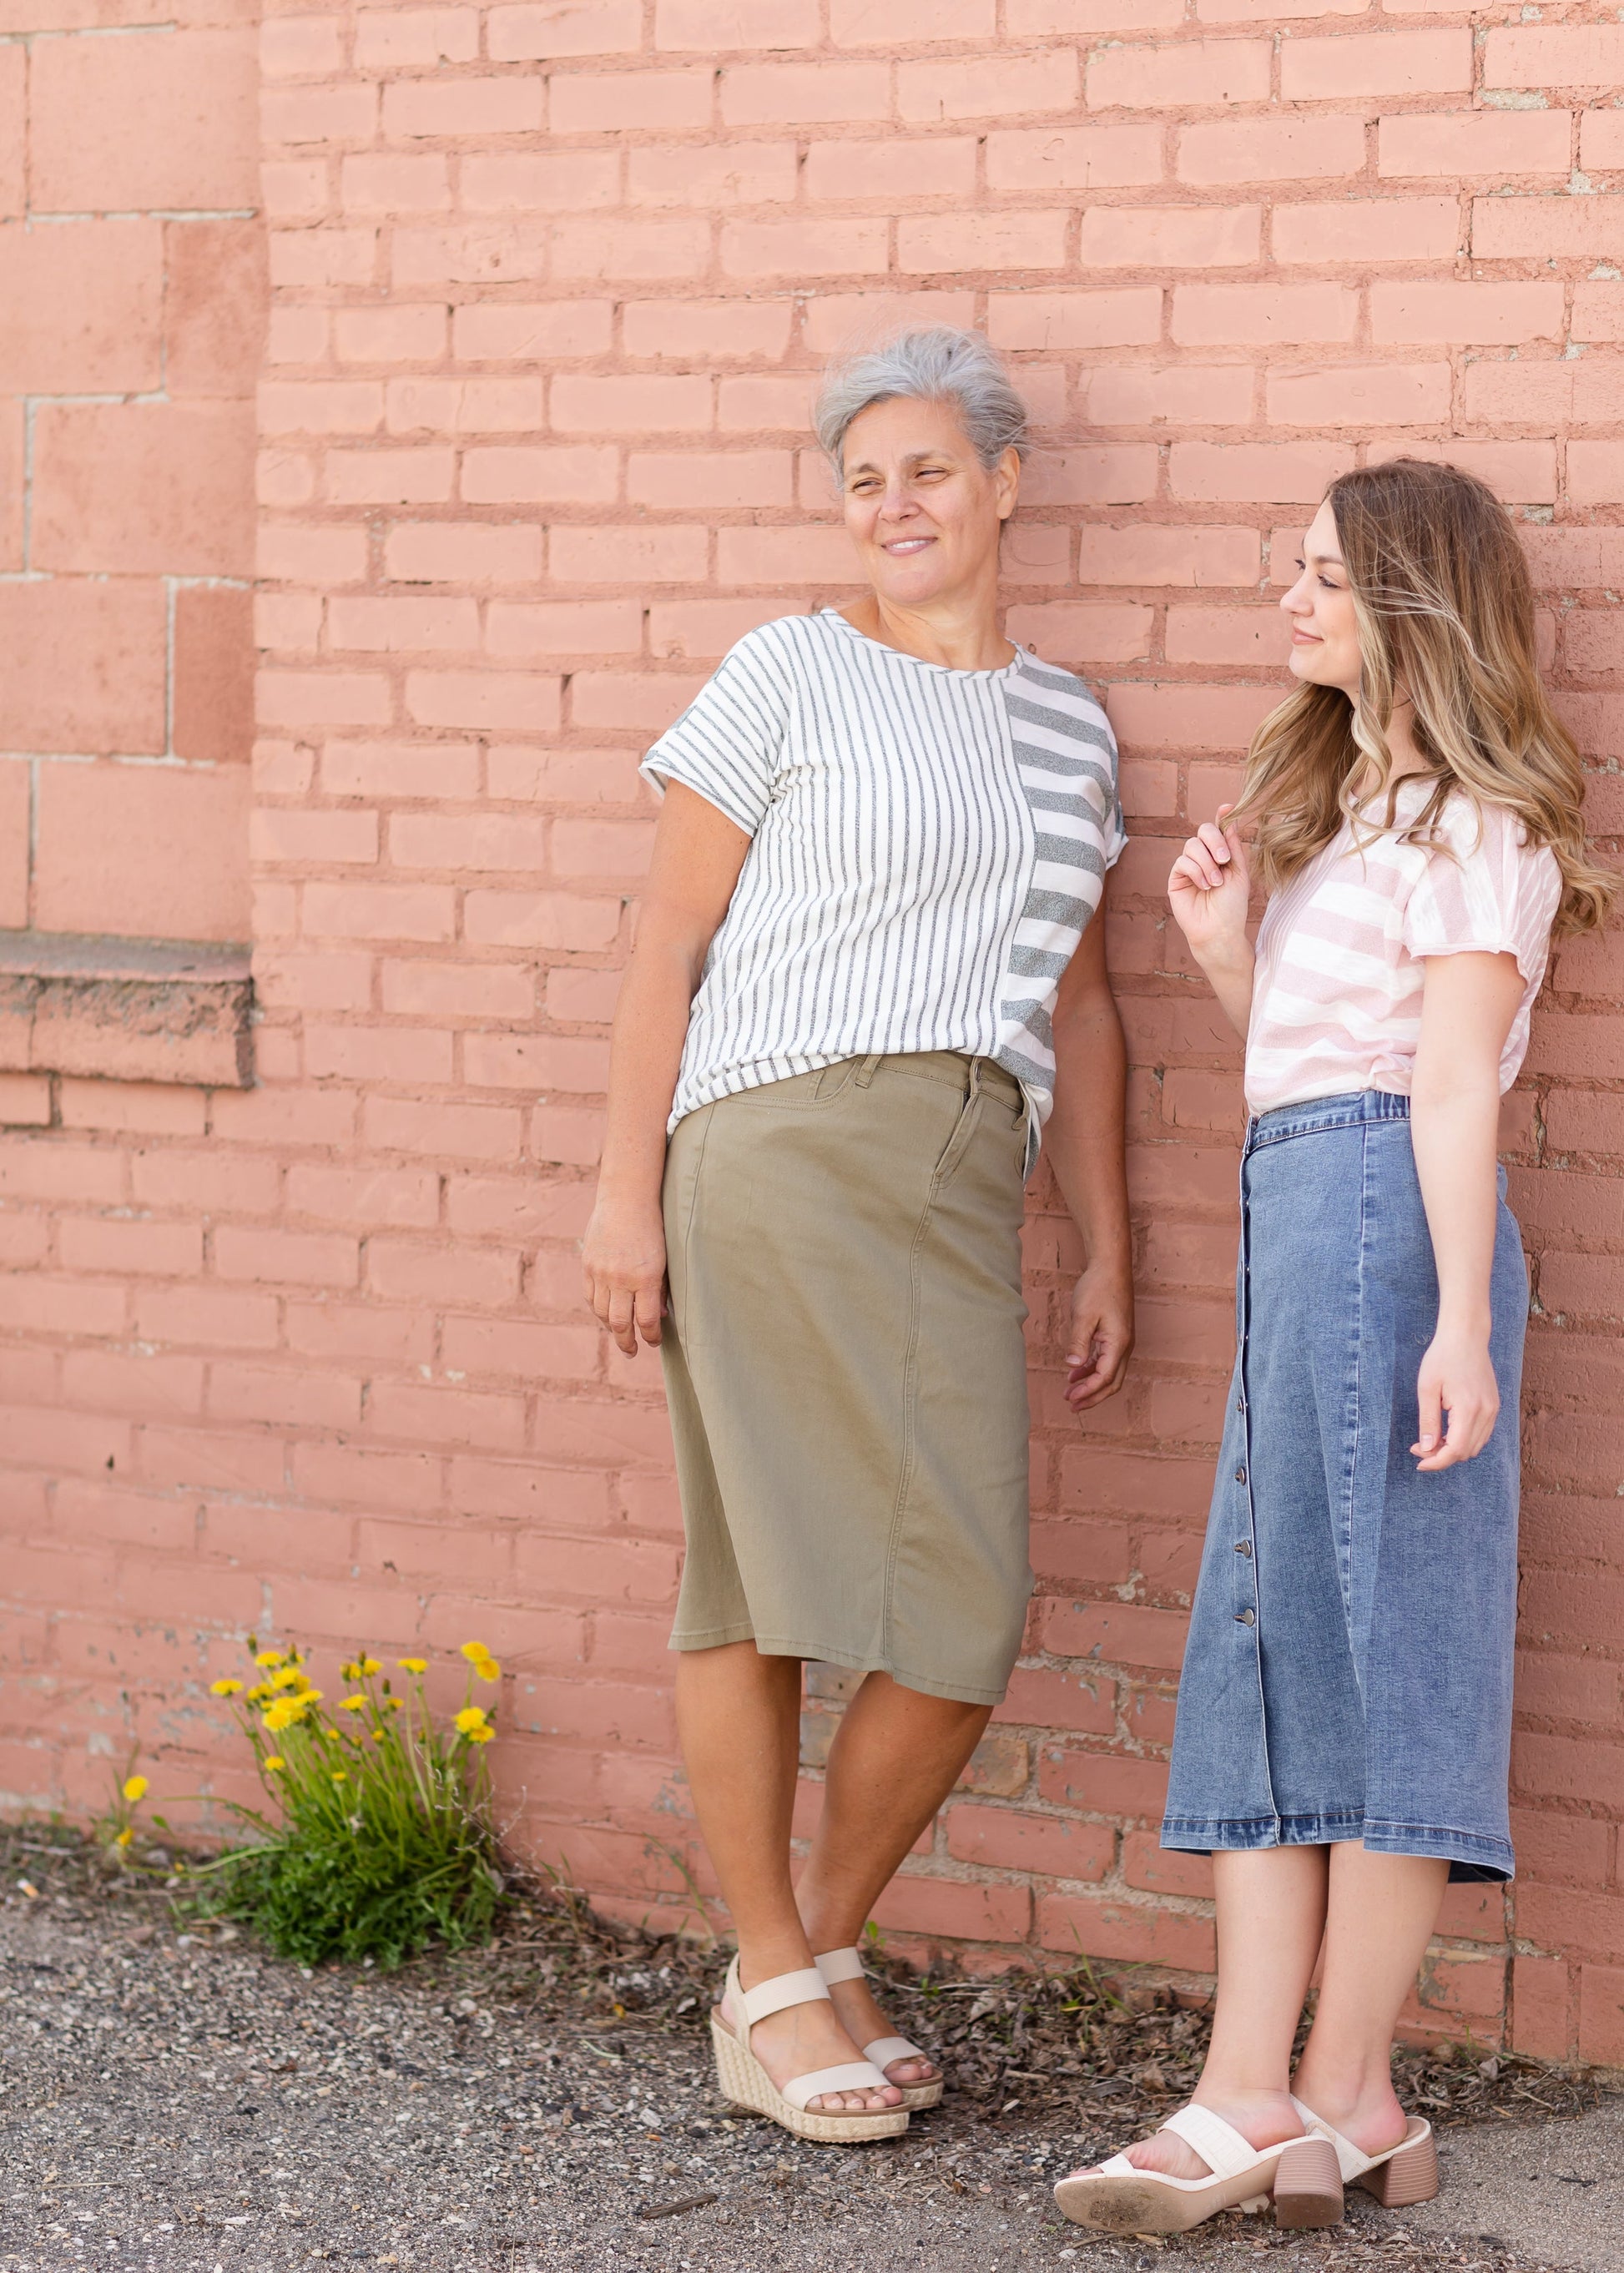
1229,457 -> 1615,936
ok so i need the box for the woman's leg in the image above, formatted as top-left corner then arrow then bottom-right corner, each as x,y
676,1641 -> 898,2112
794,1672 -> 991,2083
1111,1847 -> 1328,2177
1290,1847 -> 1450,2150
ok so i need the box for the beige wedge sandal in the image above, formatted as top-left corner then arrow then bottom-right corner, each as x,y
1054,2104 -> 1327,2236
814,1947 -> 945,2111
1285,2096 -> 1439,2225
709,1956 -> 910,2144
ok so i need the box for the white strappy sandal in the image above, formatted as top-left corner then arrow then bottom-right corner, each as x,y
709,1956 -> 910,2143
814,1946 -> 945,2110
1282,2096 -> 1438,2226
1054,2103 -> 1333,2236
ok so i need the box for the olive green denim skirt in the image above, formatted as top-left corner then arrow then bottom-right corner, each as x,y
659,1051 -> 1032,1706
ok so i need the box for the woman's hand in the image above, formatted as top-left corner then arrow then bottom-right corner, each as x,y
1065,1262 -> 1135,1410
1167,804 -> 1256,1039
1168,806 -> 1253,965
1412,1325 -> 1500,1471
583,1197 -> 668,1358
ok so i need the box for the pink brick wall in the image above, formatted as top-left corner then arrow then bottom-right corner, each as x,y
1,3 -> 260,946
4,0 -> 1624,2059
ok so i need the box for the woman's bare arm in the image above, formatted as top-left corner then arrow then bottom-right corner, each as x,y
1046,889 -> 1135,1409
1408,949 -> 1526,1471
583,783 -> 751,1358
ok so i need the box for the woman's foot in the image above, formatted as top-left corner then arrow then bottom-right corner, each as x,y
1079,2088 -> 1304,2180
822,1969 -> 940,2092
723,1971 -> 902,2114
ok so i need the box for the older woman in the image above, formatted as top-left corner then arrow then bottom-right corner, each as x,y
582,328 -> 1132,2142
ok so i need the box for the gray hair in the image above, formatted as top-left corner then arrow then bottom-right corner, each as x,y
813,326 -> 1030,473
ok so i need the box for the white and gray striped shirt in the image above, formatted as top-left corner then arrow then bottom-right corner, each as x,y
642,609 -> 1126,1169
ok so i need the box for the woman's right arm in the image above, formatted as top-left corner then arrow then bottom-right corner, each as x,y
582,782 -> 752,1358
1167,804 -> 1255,1040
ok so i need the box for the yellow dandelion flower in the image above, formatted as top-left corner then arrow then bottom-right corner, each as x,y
460,1641 -> 493,1667
357,1656 -> 381,1676
247,1682 -> 273,1705
270,1665 -> 303,1691
255,1649 -> 286,1669
397,1657 -> 428,1675
340,1696 -> 368,1713
262,1698 -> 305,1733
371,1731 -> 386,1743
473,1656 -> 502,1683
122,1775 -> 149,1803
466,1722 -> 495,1745
340,1661 -> 360,1682
114,1827 -> 134,1848
263,1756 -> 285,1772
209,1678 -> 245,1697
330,1769 -> 348,1782
454,1706 -> 488,1737
324,1726 -> 343,1742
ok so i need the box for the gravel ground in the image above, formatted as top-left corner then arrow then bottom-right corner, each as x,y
0,1830 -> 1603,2273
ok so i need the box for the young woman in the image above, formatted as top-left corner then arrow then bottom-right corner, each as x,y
583,330 -> 1133,2144
1056,458 -> 1613,2235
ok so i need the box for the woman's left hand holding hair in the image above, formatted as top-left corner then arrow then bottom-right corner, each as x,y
1408,948 -> 1527,1471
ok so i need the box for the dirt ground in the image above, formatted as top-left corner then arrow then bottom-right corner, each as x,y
0,1827 -> 1610,2273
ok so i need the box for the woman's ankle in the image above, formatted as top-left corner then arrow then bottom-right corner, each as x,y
1289,2060 -> 1405,2144
1190,2080 -> 1303,2147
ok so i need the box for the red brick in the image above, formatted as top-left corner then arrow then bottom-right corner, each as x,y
871,1874 -> 1032,1948
1178,114 -> 1365,184
995,1665 -> 1117,1734
1482,25 -> 1624,90
1092,38 -> 1268,107
31,27 -> 257,211
1372,281 -> 1564,346
1037,1890 -> 1215,1972
3,219 -> 158,396
946,1806 -> 1112,1880
1510,1956 -> 1571,2062
1379,108 -> 1571,178
487,0 -> 643,58
290,1442 -> 441,1514
1123,1831 -> 1213,1898
1042,1600 -> 1191,1671
1283,28 -> 1470,99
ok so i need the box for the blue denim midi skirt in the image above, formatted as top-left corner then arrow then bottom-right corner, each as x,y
1162,1089 -> 1526,1883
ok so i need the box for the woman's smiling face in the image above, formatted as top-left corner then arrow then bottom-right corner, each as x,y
839,394 -> 1018,612
1279,497 -> 1363,698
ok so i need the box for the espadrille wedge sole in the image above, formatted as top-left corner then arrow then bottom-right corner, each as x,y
709,1958 -> 909,2145
815,1947 -> 944,2111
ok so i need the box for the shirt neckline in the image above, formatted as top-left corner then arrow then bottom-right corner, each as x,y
816,607 -> 1024,683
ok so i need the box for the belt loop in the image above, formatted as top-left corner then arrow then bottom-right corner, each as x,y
855,1052 -> 882,1088
968,1056 -> 983,1101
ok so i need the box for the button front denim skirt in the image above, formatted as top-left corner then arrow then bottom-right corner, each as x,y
1162,1089 -> 1526,1883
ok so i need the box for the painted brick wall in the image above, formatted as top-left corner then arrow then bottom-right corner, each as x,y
0,3 -> 260,956
3,0 -> 1624,2061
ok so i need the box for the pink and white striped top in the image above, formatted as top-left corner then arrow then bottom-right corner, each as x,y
1246,784 -> 1561,1117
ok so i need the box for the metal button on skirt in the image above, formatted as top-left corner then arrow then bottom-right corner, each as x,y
1161,1088 -> 1525,1884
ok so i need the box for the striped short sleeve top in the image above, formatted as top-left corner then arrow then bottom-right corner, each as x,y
1246,783 -> 1561,1116
641,608 -> 1126,1167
